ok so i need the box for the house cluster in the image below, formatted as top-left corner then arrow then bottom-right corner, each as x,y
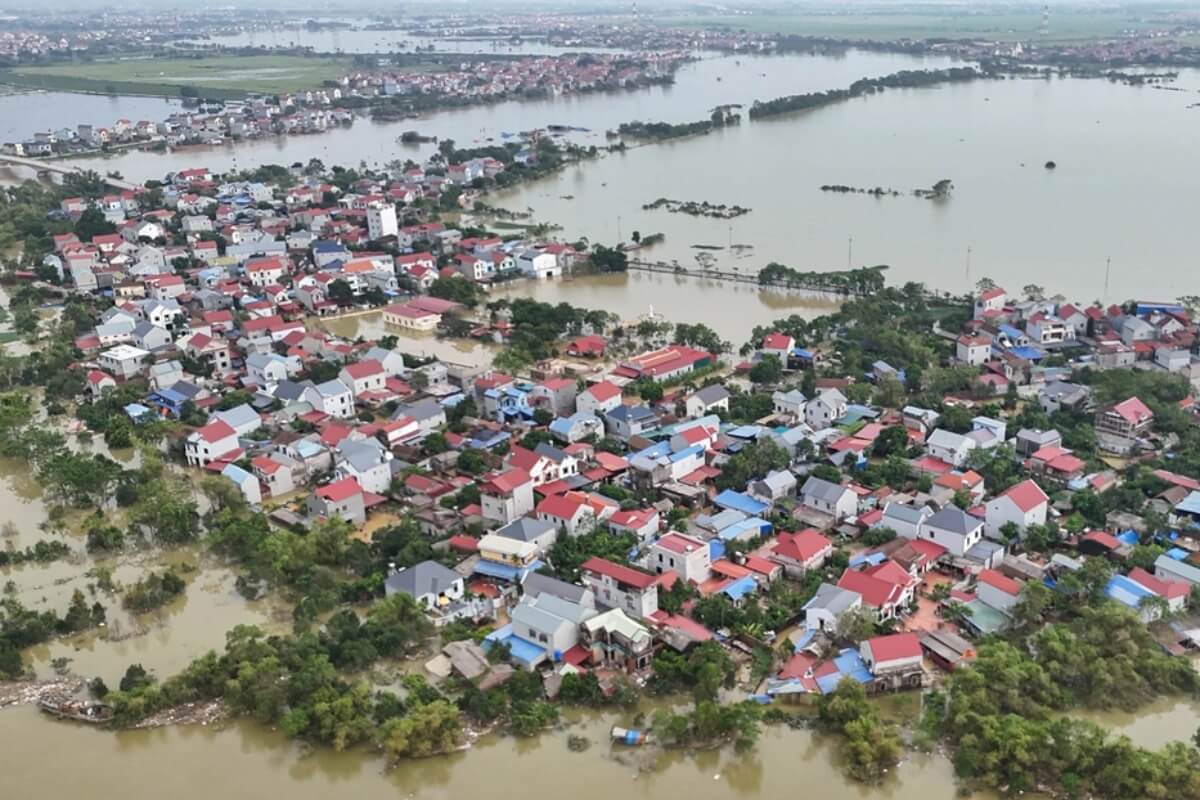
953,287 -> 1200,396
49,158 -> 584,309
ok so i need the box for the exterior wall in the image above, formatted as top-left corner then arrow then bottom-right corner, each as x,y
976,581 -> 1019,613
649,541 -> 711,583
583,574 -> 658,619
984,498 -> 1045,539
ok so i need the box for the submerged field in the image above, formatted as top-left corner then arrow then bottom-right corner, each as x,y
0,54 -> 354,99
656,7 -> 1181,42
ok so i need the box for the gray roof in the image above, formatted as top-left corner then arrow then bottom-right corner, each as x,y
523,572 -> 591,605
1017,428 -> 1062,444
883,502 -> 929,526
608,404 -> 657,423
1155,553 -> 1200,585
149,360 -> 182,377
801,476 -> 850,503
757,469 -> 797,494
925,505 -> 982,536
385,560 -> 461,598
1041,381 -> 1089,402
214,403 -> 259,431
804,582 -> 861,615
773,389 -> 807,405
314,378 -> 351,397
393,397 -> 444,423
338,439 -> 386,472
533,442 -> 570,463
273,379 -> 313,403
927,429 -> 969,450
691,384 -> 731,405
496,517 -> 557,543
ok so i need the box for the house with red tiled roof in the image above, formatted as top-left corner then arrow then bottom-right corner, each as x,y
608,508 -> 660,543
184,419 -> 239,468
566,334 -> 606,358
1095,396 -> 1154,455
648,532 -> 710,583
975,568 -> 1022,613
769,529 -> 833,577
760,332 -> 795,361
338,358 -> 386,398
861,632 -> 925,688
984,479 -> 1049,540
84,369 -> 117,401
480,467 -> 535,526
536,492 -> 596,537
577,380 -> 623,416
580,557 -> 659,619
306,477 -> 367,525
837,560 -> 916,622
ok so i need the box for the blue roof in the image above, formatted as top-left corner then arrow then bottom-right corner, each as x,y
792,629 -> 816,652
719,517 -> 773,542
1105,575 -> 1154,609
713,490 -> 770,516
1009,346 -> 1044,361
848,551 -> 887,569
483,624 -> 545,667
124,403 -> 152,419
1174,491 -> 1200,516
220,463 -> 252,483
473,558 -> 543,582
793,348 -> 814,359
1116,530 -> 1140,547
670,444 -> 705,463
1136,302 -> 1184,316
816,648 -> 873,694
708,538 -> 726,561
999,324 -> 1024,339
722,575 -> 758,602
1166,547 -> 1190,561
726,425 -> 762,440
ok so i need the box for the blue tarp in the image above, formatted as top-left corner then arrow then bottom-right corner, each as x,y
484,624 -> 546,667
816,648 -> 873,694
1116,530 -> 1140,547
1009,346 -> 1045,362
713,490 -> 769,516
726,425 -> 762,440
473,558 -> 543,582
708,539 -> 726,561
848,551 -> 887,569
721,575 -> 758,602
1106,575 -> 1154,610
1166,547 -> 1191,561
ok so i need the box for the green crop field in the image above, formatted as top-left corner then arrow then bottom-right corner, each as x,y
654,8 -> 1169,43
0,54 -> 355,99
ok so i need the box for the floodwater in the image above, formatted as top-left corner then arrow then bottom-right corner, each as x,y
1072,695 -> 1200,751
64,50 -> 961,181
174,29 -> 630,57
318,311 -> 498,367
0,91 -> 182,145
0,701 -> 984,800
493,66 -> 1200,305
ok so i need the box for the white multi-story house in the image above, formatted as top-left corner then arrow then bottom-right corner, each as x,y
580,557 -> 659,619
304,379 -> 355,418
648,532 -> 711,583
805,388 -> 847,430
984,479 -> 1049,540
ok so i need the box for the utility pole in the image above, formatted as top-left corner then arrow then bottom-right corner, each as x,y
965,245 -> 972,283
616,215 -> 622,242
847,236 -> 853,269
1104,256 -> 1111,300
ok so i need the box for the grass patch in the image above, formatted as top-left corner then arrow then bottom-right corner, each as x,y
0,54 -> 354,99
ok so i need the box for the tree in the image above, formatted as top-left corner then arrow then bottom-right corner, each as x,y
836,606 -> 877,643
73,207 -> 116,241
378,700 -> 463,761
715,439 -> 789,491
871,425 -> 909,458
749,355 -> 782,385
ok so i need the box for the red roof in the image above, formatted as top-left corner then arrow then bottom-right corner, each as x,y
593,451 -> 628,472
837,569 -> 903,609
610,508 -> 656,530
195,418 -> 236,444
316,477 -> 362,502
653,532 -> 704,554
343,359 -> 384,380
865,632 -> 922,664
584,381 -> 621,402
536,493 -> 588,520
581,557 -> 656,589
1081,530 -> 1121,550
977,568 -> 1021,597
251,456 -> 281,475
772,529 -> 831,563
999,479 -> 1049,513
978,287 -> 1005,301
1111,396 -> 1153,425
481,467 -> 531,495
762,333 -> 793,350
447,535 -> 480,553
1127,567 -> 1191,600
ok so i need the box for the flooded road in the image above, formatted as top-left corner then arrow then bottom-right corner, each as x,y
0,703 -> 981,800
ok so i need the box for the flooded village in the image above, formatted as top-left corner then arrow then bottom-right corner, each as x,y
3,5 -> 1200,800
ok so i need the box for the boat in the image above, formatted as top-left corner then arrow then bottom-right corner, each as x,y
610,725 -> 651,746
38,694 -> 114,724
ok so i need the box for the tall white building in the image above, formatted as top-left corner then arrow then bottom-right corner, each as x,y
366,202 -> 398,241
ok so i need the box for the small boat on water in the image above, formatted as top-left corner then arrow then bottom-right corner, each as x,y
610,725 -> 651,746
38,695 -> 114,724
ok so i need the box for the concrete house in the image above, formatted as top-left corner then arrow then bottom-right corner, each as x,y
925,429 -> 976,468
921,505 -> 984,557
334,438 -> 393,494
604,404 -> 659,441
772,389 -> 807,419
648,532 -> 712,583
803,582 -> 863,634
576,381 -> 623,416
580,557 -> 659,619
882,502 -> 931,541
184,419 -> 240,467
685,384 -> 731,418
769,528 -> 834,577
495,516 -> 559,557
480,468 -> 535,527
985,479 -> 1049,540
800,476 -> 857,520
307,477 -> 367,525
805,388 -> 847,430
304,379 -> 355,418
536,493 -> 596,537
975,569 -> 1022,613
384,560 -> 465,610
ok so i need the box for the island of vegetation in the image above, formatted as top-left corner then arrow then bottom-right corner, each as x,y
820,178 -> 954,200
748,66 -> 989,120
615,108 -> 740,141
642,197 -> 751,219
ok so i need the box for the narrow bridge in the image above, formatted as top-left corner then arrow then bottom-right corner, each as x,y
0,154 -> 140,191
